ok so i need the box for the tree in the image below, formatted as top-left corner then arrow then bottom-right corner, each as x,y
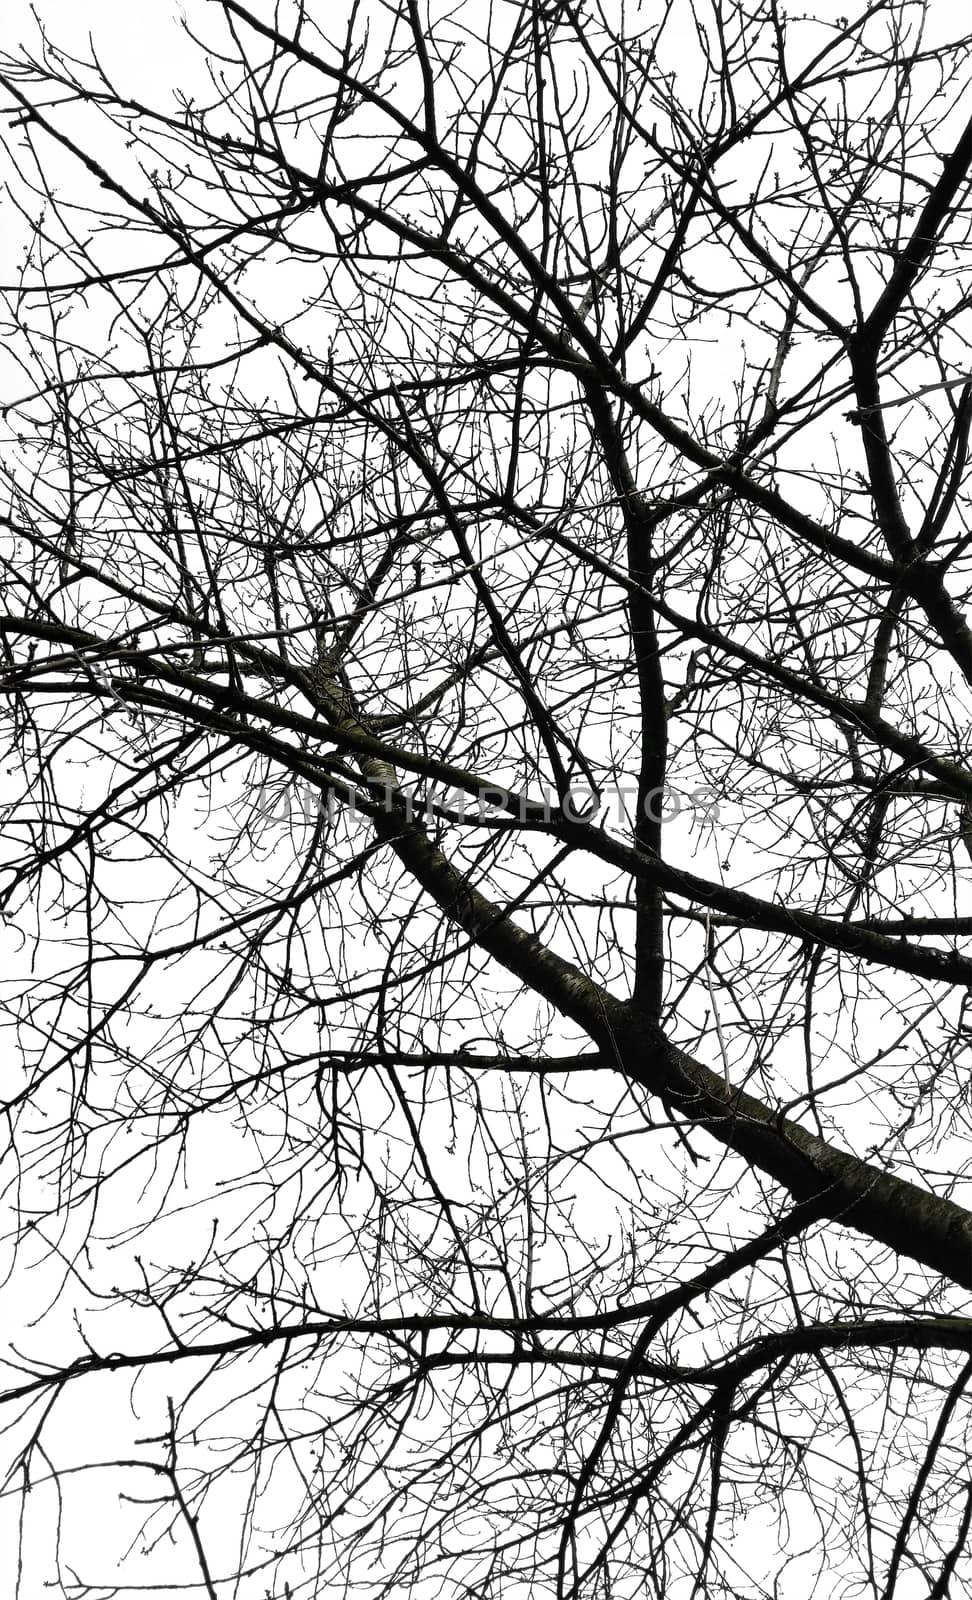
1,0 -> 971,1593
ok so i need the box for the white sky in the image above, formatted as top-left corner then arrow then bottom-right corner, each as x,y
0,1 -> 970,1596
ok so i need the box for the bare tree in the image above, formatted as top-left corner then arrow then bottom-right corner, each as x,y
1,1 -> 972,1594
